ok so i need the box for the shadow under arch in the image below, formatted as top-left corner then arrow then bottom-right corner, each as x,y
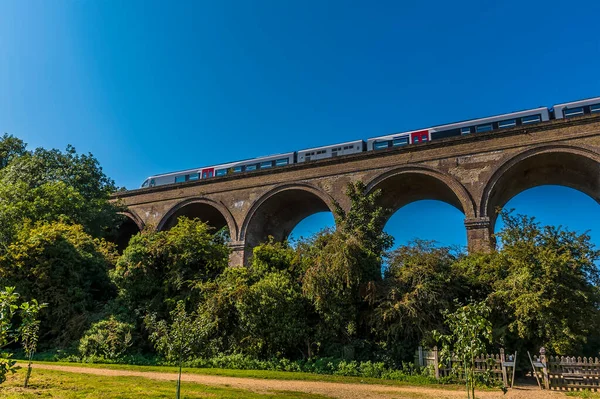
240,183 -> 337,247
114,211 -> 144,252
365,165 -> 476,224
157,197 -> 239,240
481,144 -> 600,231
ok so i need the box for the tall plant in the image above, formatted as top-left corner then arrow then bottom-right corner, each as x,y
20,299 -> 47,387
0,287 -> 20,385
434,300 -> 493,399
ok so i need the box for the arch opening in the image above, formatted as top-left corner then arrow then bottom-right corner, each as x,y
494,185 -> 600,248
113,214 -> 142,253
288,211 -> 336,244
483,149 -> 600,231
242,187 -> 335,247
159,201 -> 231,236
384,200 -> 467,250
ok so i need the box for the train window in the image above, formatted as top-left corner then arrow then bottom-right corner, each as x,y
476,124 -> 493,133
260,161 -> 272,169
246,164 -> 257,171
374,141 -> 389,150
142,180 -> 149,188
564,107 -> 584,117
150,179 -> 155,187
175,175 -> 186,183
189,173 -> 199,181
499,119 -> 516,128
216,169 -> 227,176
522,114 -> 541,124
461,127 -> 471,134
276,158 -> 289,166
208,171 -> 213,178
233,166 -> 243,173
201,171 -> 208,179
591,104 -> 600,113
393,137 -> 409,146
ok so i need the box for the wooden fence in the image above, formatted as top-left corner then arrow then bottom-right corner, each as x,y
416,347 -> 600,391
414,346 -> 516,387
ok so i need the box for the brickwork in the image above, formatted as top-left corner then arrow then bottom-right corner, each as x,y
114,115 -> 600,266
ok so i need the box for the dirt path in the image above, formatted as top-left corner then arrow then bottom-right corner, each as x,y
30,363 -> 568,399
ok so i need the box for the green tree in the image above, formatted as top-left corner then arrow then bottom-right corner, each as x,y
302,182 -> 393,350
112,217 -> 230,319
485,212 -> 600,354
374,240 -> 468,359
435,301 -> 493,399
0,139 -> 122,246
145,301 -> 205,399
0,287 -> 20,385
0,222 -> 117,347
20,299 -> 47,388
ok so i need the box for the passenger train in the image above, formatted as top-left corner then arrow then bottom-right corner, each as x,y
141,96 -> 600,188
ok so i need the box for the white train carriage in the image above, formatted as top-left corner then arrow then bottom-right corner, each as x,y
297,140 -> 365,163
141,152 -> 295,188
367,107 -> 550,151
553,97 -> 600,119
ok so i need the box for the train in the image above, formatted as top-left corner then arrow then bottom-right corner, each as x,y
140,96 -> 600,188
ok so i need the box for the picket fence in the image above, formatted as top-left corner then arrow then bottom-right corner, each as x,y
416,347 -> 600,391
414,346 -> 515,387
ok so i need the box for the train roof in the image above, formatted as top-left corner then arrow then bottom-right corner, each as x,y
297,139 -> 364,152
552,96 -> 600,108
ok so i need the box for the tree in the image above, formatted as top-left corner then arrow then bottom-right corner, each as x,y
0,287 -> 20,385
78,316 -> 134,361
20,299 -> 47,387
435,301 -> 493,399
112,217 -> 230,319
145,301 -> 206,399
302,182 -> 393,350
374,240 -> 468,360
0,222 -> 117,347
0,140 -> 122,246
485,212 -> 600,354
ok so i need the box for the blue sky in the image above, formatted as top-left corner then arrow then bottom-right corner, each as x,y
1,1 -> 599,249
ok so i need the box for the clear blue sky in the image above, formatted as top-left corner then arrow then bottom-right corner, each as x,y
1,1 -> 599,250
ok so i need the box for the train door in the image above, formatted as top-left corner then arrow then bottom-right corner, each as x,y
201,168 -> 214,179
410,130 -> 429,144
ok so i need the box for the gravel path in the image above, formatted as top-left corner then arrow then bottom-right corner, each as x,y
30,363 -> 570,399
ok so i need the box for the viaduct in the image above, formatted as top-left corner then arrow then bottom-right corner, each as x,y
112,114 -> 600,266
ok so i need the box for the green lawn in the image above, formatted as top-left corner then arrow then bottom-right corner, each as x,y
26,360 -> 456,388
1,367 -> 329,399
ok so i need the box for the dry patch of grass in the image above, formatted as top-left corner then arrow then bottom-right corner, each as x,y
1,367 -> 329,399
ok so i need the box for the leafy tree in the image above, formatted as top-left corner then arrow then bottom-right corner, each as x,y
435,301 -> 493,399
20,299 -> 47,388
112,217 -> 230,319
0,222 -> 117,347
485,212 -> 600,354
302,182 -> 393,349
374,240 -> 468,359
0,139 -> 122,246
194,240 -> 312,359
78,316 -> 134,361
145,301 -> 205,399
0,287 -> 20,385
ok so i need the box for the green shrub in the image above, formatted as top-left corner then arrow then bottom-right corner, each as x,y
78,316 -> 134,360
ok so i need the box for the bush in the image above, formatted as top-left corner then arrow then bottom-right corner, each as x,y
78,316 -> 134,360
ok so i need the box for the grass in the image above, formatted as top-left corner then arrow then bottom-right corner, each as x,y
567,391 -> 600,398
1,367 -> 330,399
24,360 -> 461,389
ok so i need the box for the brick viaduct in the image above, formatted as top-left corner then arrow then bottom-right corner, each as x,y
112,115 -> 600,266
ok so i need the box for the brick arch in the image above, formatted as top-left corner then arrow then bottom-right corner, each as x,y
157,197 -> 239,239
480,144 -> 600,230
365,165 -> 476,220
112,211 -> 145,252
240,183 -> 337,246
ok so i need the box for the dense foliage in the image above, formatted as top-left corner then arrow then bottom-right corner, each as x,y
0,133 -> 599,381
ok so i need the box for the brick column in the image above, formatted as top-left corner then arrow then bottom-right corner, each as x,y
464,217 -> 494,253
228,241 -> 247,267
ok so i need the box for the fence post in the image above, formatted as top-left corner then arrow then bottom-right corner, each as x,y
540,347 -> 550,390
500,348 -> 508,387
418,346 -> 424,368
433,346 -> 440,379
